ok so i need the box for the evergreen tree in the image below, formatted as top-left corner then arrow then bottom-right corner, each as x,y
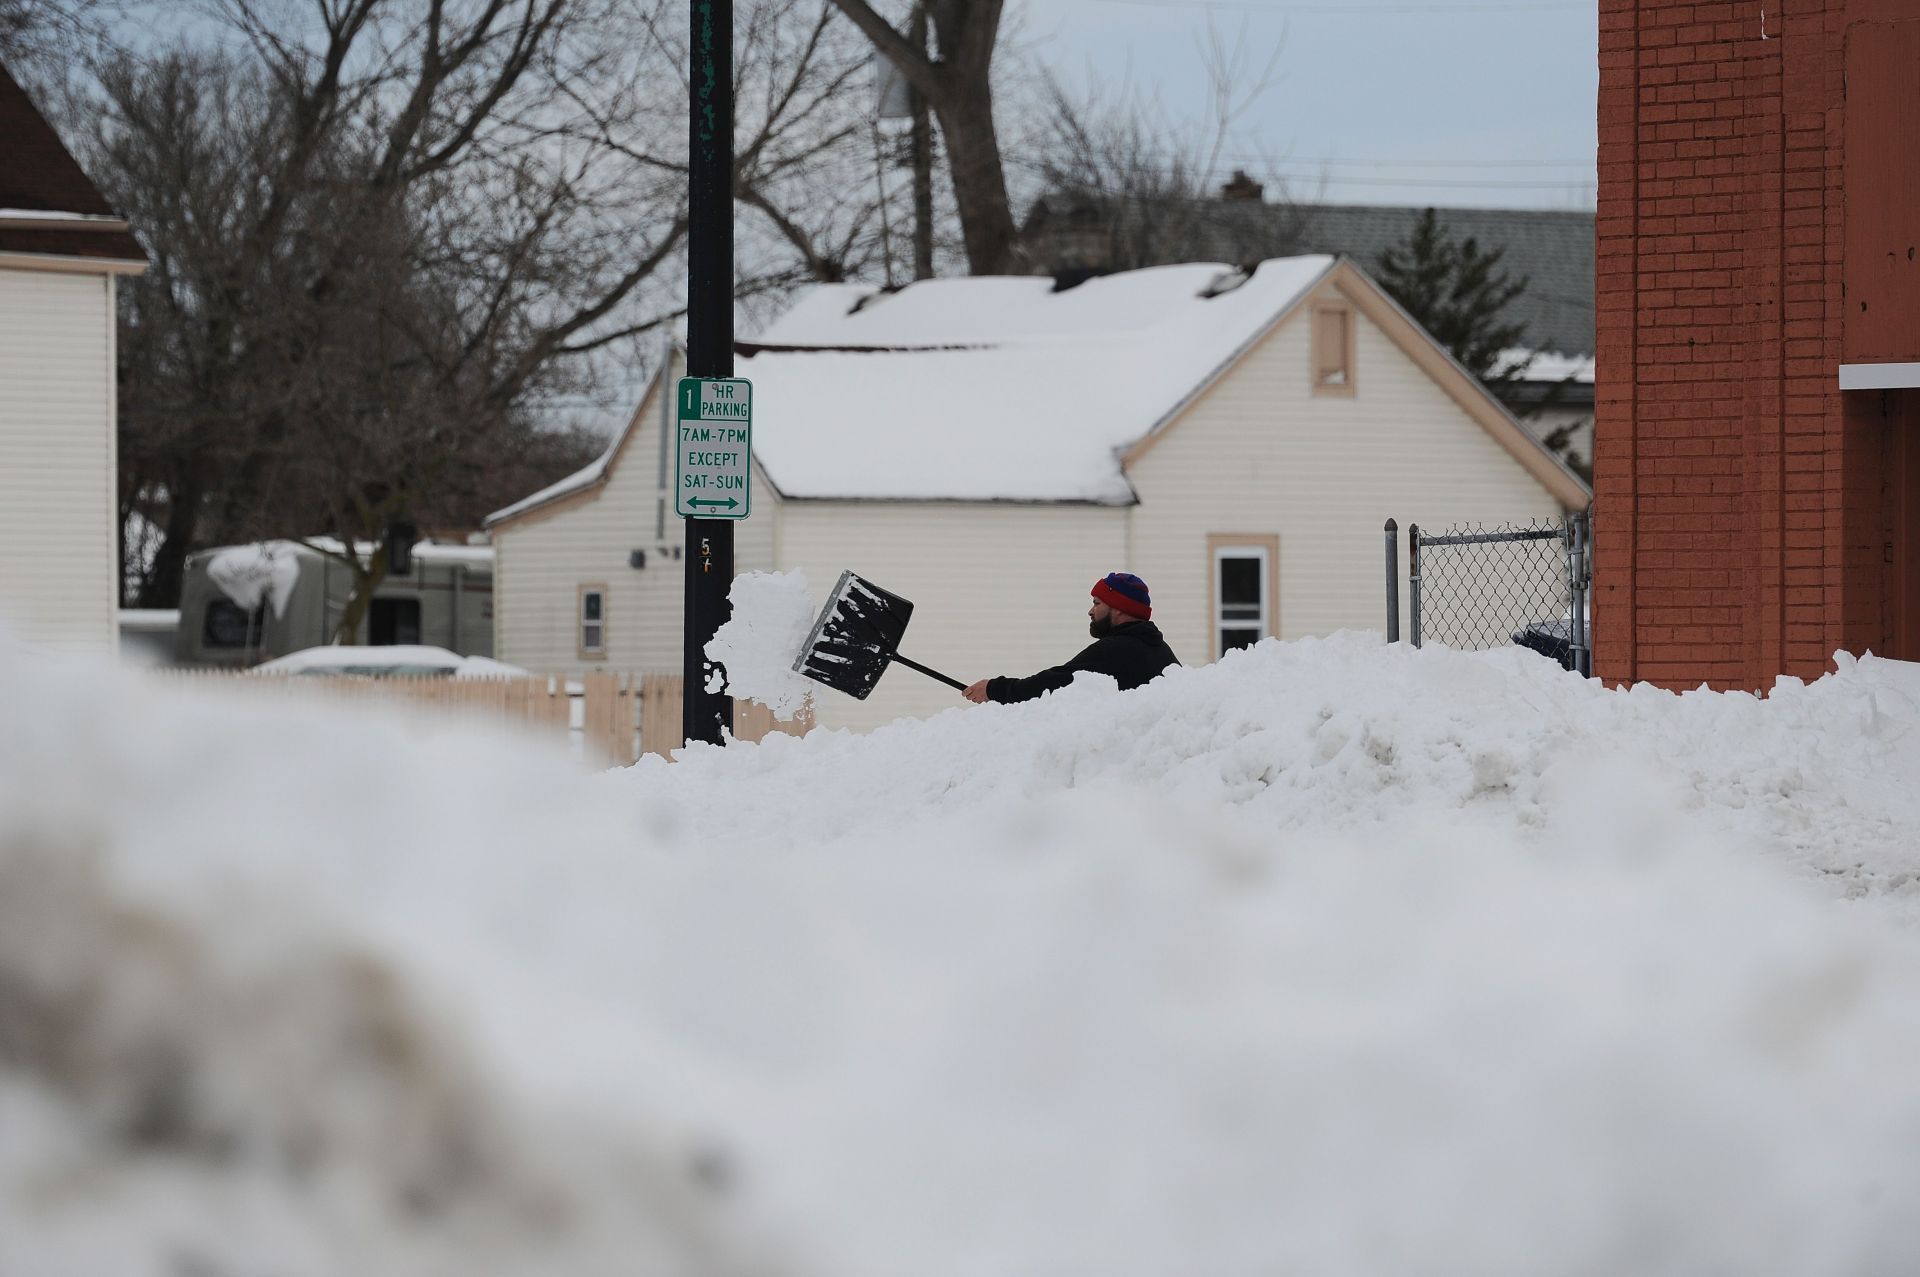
1374,208 -> 1531,389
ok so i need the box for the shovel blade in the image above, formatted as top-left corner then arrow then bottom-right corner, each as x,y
792,570 -> 915,701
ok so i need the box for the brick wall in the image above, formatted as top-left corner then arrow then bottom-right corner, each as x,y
1594,0 -> 1914,689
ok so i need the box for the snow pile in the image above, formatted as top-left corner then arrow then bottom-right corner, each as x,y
451,654 -> 532,679
3,633 -> 1920,1274
703,569 -> 819,716
205,542 -> 303,617
0,844 -> 750,1277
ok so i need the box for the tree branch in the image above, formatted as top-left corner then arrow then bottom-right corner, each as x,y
823,0 -> 940,100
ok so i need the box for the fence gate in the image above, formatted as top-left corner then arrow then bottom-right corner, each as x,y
1384,513 -> 1591,676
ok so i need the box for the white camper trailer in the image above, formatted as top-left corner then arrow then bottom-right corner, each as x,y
174,540 -> 494,669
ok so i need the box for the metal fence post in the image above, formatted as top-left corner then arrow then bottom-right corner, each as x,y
1407,522 -> 1422,648
1569,510 -> 1591,677
1384,518 -> 1400,643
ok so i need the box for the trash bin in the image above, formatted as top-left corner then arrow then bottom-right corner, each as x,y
1511,618 -> 1574,671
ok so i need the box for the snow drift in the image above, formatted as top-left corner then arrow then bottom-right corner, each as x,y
3,628 -> 1920,1275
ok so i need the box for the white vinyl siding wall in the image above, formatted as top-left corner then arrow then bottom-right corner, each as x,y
0,269 -> 117,652
1126,282 -> 1569,664
777,501 -> 1127,732
493,355 -> 779,675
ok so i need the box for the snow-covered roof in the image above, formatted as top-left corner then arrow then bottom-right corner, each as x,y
300,537 -> 495,568
486,446 -> 619,526
1503,348 -> 1595,384
0,208 -> 128,225
742,258 -> 1335,503
192,538 -> 495,570
486,253 -> 1586,521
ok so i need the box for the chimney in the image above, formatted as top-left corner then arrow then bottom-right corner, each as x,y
1219,169 -> 1264,203
1026,194 -> 1115,279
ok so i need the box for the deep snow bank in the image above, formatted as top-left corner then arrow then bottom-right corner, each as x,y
2,633 -> 1920,1275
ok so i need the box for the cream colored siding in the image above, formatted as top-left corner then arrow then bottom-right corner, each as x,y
777,501 -> 1127,731
1127,284 -> 1568,663
0,269 -> 117,652
493,355 -> 779,675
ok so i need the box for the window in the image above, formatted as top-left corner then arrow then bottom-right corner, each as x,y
1208,534 -> 1279,659
578,584 -> 607,659
369,597 -> 421,646
1313,302 -> 1354,395
202,600 -> 263,649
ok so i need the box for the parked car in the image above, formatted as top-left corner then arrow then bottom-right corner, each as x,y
252,645 -> 528,679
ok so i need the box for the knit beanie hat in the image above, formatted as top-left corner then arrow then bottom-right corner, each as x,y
1091,572 -> 1152,620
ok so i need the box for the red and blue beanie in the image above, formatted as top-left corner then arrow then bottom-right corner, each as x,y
1092,571 -> 1152,620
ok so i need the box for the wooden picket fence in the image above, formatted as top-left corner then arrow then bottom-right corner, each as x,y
148,670 -> 811,764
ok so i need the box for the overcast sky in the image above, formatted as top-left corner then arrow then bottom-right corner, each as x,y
1011,0 -> 1598,210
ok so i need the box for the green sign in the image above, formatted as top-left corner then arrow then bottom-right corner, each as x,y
675,377 -> 752,519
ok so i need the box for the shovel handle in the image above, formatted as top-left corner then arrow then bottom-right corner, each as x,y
893,652 -> 968,692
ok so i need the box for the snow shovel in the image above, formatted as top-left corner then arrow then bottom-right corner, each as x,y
791,569 -> 966,700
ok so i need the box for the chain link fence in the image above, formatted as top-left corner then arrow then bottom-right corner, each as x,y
1384,513 -> 1591,675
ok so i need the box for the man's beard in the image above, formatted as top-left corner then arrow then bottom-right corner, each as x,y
1089,614 -> 1114,639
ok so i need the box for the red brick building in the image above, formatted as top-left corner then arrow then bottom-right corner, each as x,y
1595,0 -> 1920,688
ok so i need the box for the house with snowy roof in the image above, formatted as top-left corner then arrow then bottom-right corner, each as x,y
0,61 -> 146,653
485,254 -> 1590,731
1025,191 -> 1598,473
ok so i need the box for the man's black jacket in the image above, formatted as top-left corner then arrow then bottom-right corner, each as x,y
985,621 -> 1180,704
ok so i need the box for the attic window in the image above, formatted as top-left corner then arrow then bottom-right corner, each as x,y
1312,303 -> 1354,396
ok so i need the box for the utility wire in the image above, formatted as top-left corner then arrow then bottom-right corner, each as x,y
1257,156 -> 1594,169
1005,154 -> 1594,191
1091,0 -> 1591,12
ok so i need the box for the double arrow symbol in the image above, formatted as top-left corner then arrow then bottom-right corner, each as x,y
686,497 -> 740,510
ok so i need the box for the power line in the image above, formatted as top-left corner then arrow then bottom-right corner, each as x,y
1268,173 -> 1595,189
1275,157 -> 1594,170
1024,143 -> 1594,170
1007,154 -> 1593,191
1091,0 -> 1592,12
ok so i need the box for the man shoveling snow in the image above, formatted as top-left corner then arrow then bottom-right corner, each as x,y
963,572 -> 1180,704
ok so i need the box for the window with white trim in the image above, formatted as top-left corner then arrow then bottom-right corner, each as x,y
1214,545 -> 1270,658
579,585 -> 606,658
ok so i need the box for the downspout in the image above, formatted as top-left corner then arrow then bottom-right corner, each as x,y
451,563 -> 462,653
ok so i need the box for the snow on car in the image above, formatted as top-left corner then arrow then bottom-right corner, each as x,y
251,644 -> 529,679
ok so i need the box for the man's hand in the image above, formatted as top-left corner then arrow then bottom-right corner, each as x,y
963,679 -> 991,704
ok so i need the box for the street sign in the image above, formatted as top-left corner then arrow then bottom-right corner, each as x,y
675,377 -> 752,519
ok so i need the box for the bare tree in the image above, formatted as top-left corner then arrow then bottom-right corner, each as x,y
92,0 -> 901,623
1020,25 -> 1307,276
824,0 -> 1019,275
0,0 -> 111,64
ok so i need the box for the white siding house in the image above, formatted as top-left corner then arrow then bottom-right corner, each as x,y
0,63 -> 145,653
488,256 -> 1589,733
488,365 -> 782,674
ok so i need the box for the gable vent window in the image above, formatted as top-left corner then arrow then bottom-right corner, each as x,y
1313,303 -> 1355,395
579,584 -> 607,659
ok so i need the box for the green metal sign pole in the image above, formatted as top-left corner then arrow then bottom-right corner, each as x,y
684,0 -> 734,746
